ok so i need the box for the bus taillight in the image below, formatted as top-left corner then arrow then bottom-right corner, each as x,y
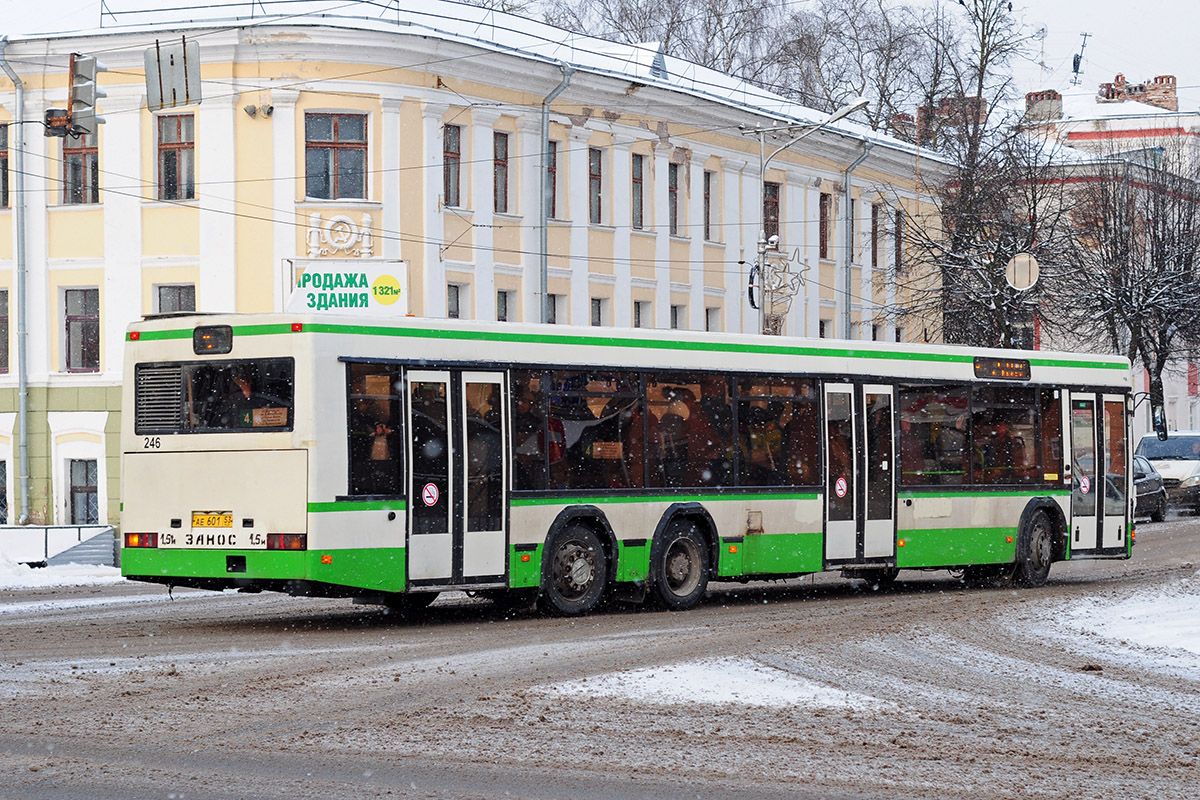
125,532 -> 158,548
267,534 -> 307,550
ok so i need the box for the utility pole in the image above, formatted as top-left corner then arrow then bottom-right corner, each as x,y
742,97 -> 869,335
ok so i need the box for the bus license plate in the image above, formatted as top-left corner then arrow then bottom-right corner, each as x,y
192,512 -> 233,528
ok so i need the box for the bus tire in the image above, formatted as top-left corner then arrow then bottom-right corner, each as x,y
540,523 -> 608,616
1013,510 -> 1054,587
651,520 -> 710,611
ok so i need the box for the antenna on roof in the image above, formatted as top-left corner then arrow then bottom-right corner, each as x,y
1071,32 -> 1090,87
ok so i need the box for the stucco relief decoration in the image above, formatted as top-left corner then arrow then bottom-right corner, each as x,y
306,212 -> 375,258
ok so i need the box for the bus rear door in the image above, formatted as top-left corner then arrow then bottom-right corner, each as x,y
406,370 -> 508,586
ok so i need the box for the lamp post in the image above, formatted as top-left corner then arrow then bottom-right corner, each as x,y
745,97 -> 869,335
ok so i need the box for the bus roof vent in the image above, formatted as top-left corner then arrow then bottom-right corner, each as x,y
135,364 -> 184,432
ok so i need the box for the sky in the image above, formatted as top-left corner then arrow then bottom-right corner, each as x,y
1,1 -> 1198,113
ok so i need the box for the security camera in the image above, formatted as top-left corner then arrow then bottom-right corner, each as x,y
767,234 -> 780,249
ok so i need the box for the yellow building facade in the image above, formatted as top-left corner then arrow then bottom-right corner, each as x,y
0,5 -> 939,526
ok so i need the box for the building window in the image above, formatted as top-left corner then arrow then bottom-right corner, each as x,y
588,148 -> 603,225
819,320 -> 828,339
496,290 -> 510,322
0,289 -> 7,373
871,203 -> 882,268
631,153 -> 644,230
668,163 -> 680,236
447,284 -> 461,319
157,284 -> 195,314
871,324 -> 880,341
158,115 -> 195,201
1,124 -> 9,208
819,193 -> 832,260
895,327 -> 905,343
670,304 -> 685,330
546,140 -> 558,219
547,294 -> 563,325
65,288 -> 99,372
633,300 -> 649,328
69,459 -> 99,525
591,297 -> 606,327
0,461 -> 6,524
63,131 -> 100,205
703,170 -> 715,241
493,131 -> 509,214
894,209 -> 905,273
305,113 -> 367,200
705,307 -> 720,332
763,181 -> 780,238
443,124 -> 461,208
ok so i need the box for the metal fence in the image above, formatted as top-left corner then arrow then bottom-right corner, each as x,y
0,524 -> 117,566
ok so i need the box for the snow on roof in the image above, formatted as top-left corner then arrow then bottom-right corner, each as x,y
9,0 -> 932,159
1056,90 -> 1188,123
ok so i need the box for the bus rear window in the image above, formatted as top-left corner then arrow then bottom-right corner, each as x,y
135,358 -> 295,434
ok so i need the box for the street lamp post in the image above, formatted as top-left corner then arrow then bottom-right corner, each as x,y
744,97 -> 869,335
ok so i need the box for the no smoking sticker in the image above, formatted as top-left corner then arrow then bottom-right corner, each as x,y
422,482 -> 440,506
1079,476 -> 1091,495
835,476 -> 848,498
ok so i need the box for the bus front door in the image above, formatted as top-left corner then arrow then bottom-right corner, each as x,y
1069,392 -> 1128,553
406,370 -> 508,586
824,384 -> 895,563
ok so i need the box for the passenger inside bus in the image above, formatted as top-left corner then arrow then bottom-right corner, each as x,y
347,369 -> 402,496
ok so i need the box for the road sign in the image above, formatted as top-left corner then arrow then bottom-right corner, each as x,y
146,37 -> 201,112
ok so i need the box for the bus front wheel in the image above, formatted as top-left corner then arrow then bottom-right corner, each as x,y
540,524 -> 608,616
1013,510 -> 1054,587
651,520 -> 710,611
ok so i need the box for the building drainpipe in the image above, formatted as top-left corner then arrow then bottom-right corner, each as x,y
842,139 -> 873,340
0,37 -> 30,524
539,63 -> 573,323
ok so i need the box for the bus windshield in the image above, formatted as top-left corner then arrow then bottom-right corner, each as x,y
135,358 -> 295,434
1135,434 -> 1200,461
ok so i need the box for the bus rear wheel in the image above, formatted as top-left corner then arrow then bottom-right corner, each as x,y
651,521 -> 710,611
1013,510 -> 1054,587
540,524 -> 608,616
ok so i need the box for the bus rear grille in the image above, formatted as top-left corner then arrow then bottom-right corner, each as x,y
135,365 -> 184,431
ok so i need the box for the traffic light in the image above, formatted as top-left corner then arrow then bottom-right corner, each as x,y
68,53 -> 106,136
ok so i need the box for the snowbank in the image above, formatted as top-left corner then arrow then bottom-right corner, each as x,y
0,552 -> 124,590
543,656 -> 883,709
1067,570 -> 1200,656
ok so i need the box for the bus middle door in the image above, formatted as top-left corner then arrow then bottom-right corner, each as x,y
824,384 -> 896,564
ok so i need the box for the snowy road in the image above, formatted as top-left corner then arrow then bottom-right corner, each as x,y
1,520 -> 1198,800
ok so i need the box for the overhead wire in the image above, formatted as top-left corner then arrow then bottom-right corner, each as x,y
0,1 -> 919,311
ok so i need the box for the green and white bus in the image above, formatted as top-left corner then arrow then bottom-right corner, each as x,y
120,313 -> 1133,615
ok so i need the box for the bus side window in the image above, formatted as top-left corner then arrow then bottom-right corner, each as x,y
898,386 -> 968,486
347,363 -> 403,496
735,377 -> 817,487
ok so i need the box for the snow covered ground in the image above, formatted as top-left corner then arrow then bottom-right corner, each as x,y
543,570 -> 1200,707
5,552 -> 1199,708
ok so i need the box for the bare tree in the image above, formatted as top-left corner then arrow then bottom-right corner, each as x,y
540,0 -> 787,85
883,0 -> 1044,347
1046,142 -> 1200,411
774,0 -> 926,131
886,132 -> 1075,347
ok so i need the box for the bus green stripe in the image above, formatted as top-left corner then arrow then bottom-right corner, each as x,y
511,492 -> 819,507
140,321 -> 1127,371
899,489 -> 1071,498
308,499 -> 407,513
